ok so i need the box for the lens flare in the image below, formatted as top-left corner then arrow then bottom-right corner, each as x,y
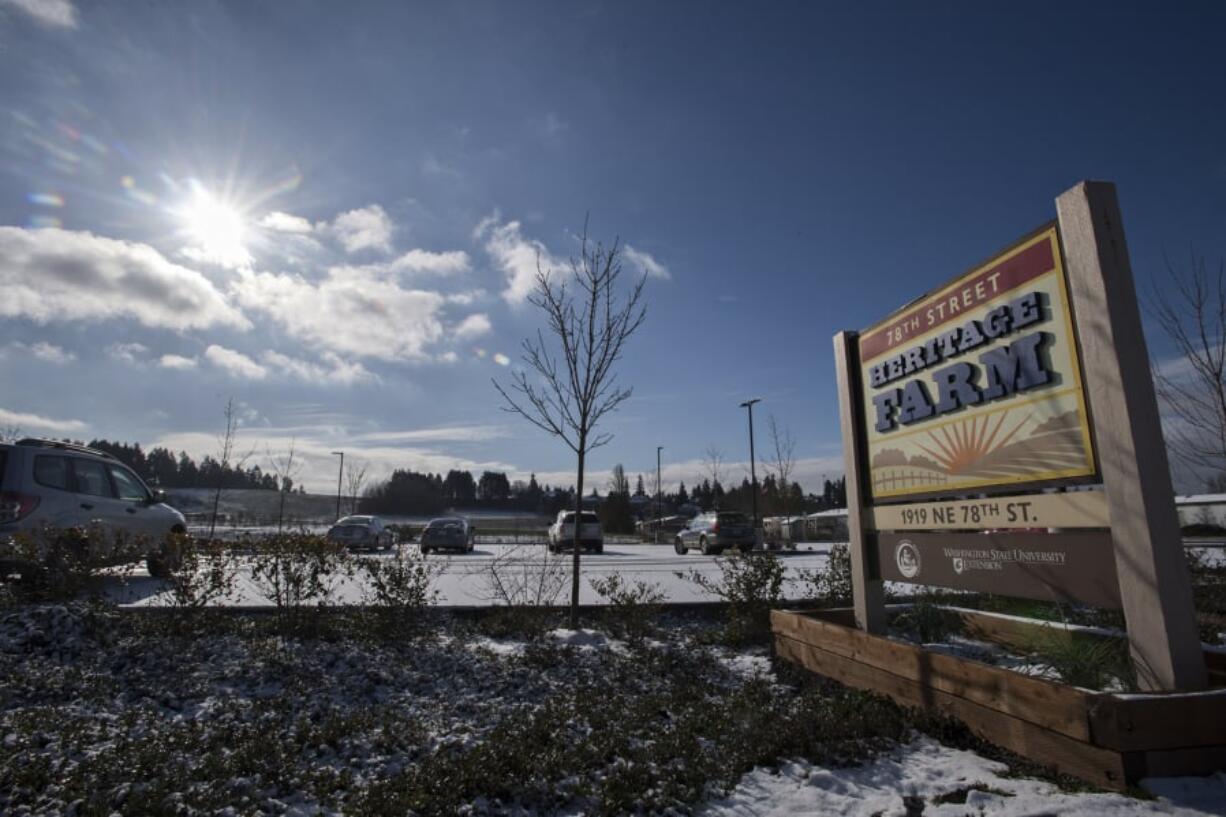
179,184 -> 250,268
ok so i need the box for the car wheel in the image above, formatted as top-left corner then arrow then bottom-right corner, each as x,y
674,538 -> 687,555
146,554 -> 174,579
738,543 -> 753,554
594,545 -> 603,555
700,536 -> 711,556
421,546 -> 430,556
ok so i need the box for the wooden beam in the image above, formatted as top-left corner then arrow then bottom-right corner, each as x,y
1056,181 -> 1207,691
833,331 -> 885,633
775,635 -> 1133,789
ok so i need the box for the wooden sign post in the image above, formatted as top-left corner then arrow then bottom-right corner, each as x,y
833,180 -> 1206,692
1056,181 -> 1205,691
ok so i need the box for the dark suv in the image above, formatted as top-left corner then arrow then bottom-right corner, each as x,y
674,511 -> 755,555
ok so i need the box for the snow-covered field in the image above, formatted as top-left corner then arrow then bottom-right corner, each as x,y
2,603 -> 1223,816
105,543 -> 835,608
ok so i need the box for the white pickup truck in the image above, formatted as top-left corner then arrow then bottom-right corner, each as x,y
547,510 -> 604,554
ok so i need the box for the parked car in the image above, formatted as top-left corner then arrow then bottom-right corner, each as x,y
674,511 -> 755,555
0,438 -> 187,577
548,510 -> 603,554
326,515 -> 395,551
419,517 -> 475,554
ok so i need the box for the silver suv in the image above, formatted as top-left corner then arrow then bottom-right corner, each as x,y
0,438 -> 187,577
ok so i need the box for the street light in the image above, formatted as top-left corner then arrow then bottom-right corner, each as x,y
739,398 -> 761,543
656,446 -> 663,545
331,451 -> 344,520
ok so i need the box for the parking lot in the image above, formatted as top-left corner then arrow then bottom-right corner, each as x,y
107,541 -> 835,607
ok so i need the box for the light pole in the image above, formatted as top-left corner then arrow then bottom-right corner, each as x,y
655,446 -> 663,545
739,398 -> 761,542
331,451 -> 344,520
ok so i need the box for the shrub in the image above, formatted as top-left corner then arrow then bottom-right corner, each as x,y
588,573 -> 665,642
155,534 -> 240,629
356,549 -> 442,637
249,533 -> 352,635
798,542 -> 853,606
471,544 -> 567,638
0,525 -> 143,602
681,551 -> 785,644
893,593 -> 955,644
1026,628 -> 1135,690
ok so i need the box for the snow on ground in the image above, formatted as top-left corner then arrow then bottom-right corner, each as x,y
2,603 -> 1224,815
703,737 -> 1226,816
102,542 -> 835,608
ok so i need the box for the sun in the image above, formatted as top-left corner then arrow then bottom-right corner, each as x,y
180,185 -> 250,268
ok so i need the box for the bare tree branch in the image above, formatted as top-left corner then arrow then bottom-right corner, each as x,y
1149,253 -> 1226,486
493,217 -> 649,627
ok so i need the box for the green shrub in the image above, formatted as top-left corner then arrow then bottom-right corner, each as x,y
798,542 -> 854,606
681,551 -> 785,644
156,534 -> 240,627
0,526 -> 143,602
355,549 -> 441,637
249,533 -> 353,635
1026,628 -> 1135,690
588,573 -> 665,642
893,594 -> 956,644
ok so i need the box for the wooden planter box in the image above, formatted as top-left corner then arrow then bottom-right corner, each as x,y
772,607 -> 1226,790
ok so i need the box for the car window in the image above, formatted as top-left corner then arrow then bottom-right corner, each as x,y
580,512 -> 599,523
110,465 -> 148,502
71,458 -> 115,498
34,455 -> 71,490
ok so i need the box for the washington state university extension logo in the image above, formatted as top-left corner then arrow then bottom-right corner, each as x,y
952,557 -> 965,574
894,540 -> 921,579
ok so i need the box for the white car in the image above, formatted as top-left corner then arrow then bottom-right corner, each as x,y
0,438 -> 187,577
547,510 -> 603,554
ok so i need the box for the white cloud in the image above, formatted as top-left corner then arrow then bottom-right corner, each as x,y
354,425 -> 508,444
0,227 -> 248,331
231,266 -> 449,361
0,406 -> 85,433
0,0 -> 76,28
474,216 -> 564,304
389,248 -> 470,276
329,204 -> 393,254
204,344 -> 267,380
261,350 -> 376,385
623,244 -> 672,280
107,342 -> 149,364
159,354 -> 198,370
0,341 -> 75,364
437,350 -> 459,364
259,211 -> 313,234
454,313 -> 492,340
492,352 -> 510,366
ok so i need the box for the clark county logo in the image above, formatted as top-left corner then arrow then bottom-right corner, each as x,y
895,540 -> 921,579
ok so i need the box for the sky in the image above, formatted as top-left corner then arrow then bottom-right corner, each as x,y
0,0 -> 1223,494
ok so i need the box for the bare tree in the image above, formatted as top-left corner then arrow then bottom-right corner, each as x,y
208,398 -> 253,540
1150,255 -> 1226,486
766,414 -> 798,535
266,438 -> 302,532
345,459 -> 370,515
702,445 -> 727,490
494,220 -> 648,627
0,425 -> 22,443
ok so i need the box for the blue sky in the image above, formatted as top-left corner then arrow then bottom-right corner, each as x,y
0,0 -> 1223,493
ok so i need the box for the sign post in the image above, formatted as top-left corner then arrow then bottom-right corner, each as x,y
833,180 -> 1206,692
1056,181 -> 1206,691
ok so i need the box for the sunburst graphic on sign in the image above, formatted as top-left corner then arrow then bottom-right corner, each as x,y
916,410 -> 1032,476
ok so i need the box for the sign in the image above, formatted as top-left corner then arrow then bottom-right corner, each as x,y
874,531 -> 1121,608
866,490 -> 1110,531
858,225 -> 1097,501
